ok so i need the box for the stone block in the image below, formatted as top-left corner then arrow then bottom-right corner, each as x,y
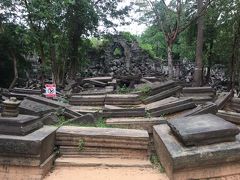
106,117 -> 166,133
143,86 -> 182,104
168,114 -> 240,146
0,114 -> 43,136
102,107 -> 145,118
19,99 -> 55,116
153,124 -> 240,180
215,91 -> 234,110
217,110 -> 240,125
0,126 -> 57,165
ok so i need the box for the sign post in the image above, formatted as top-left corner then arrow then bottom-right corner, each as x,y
45,84 -> 56,98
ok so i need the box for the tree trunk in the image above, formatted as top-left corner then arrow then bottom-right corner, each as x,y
206,39 -> 214,84
229,19 -> 240,90
193,0 -> 204,87
9,51 -> 18,89
167,43 -> 174,79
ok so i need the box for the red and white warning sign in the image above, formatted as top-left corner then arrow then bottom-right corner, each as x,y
45,84 -> 56,98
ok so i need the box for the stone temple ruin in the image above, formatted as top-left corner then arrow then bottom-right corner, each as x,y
0,76 -> 240,179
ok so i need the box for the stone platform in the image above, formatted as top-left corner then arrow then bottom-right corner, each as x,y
0,126 -> 57,165
106,117 -> 166,133
153,124 -> 240,180
0,114 -> 43,136
0,126 -> 57,180
56,126 -> 149,159
168,114 -> 239,146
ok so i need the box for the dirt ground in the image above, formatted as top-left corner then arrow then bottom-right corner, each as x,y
44,166 -> 169,180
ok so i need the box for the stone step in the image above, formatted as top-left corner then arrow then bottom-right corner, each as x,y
11,88 -> 41,95
55,157 -> 152,168
149,80 -> 177,96
147,98 -> 193,113
56,126 -> 149,150
143,86 -> 182,104
217,110 -> 240,125
59,146 -> 148,159
102,107 -> 145,118
214,91 -> 234,110
150,102 -> 196,117
180,102 -> 218,117
106,117 -> 166,133
182,86 -> 215,93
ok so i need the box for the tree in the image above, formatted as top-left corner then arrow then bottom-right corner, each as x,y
193,0 -> 204,86
136,0 -> 211,79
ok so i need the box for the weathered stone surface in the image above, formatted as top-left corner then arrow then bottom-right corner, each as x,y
147,98 -> 195,116
56,126 -> 149,159
153,124 -> 240,180
189,95 -> 214,104
225,97 -> 240,113
56,126 -> 149,149
149,80 -> 177,96
104,104 -> 124,109
0,152 -> 55,180
0,126 -> 57,164
59,146 -> 148,159
106,117 -> 166,133
0,114 -> 43,135
19,99 -> 55,116
11,88 -> 41,95
217,110 -> 240,125
168,114 -> 240,146
69,95 -> 105,106
69,113 -> 96,124
182,86 -> 215,94
180,102 -> 218,117
84,79 -> 107,87
102,107 -> 145,118
105,94 -> 141,105
41,112 -> 59,125
145,97 -> 179,110
82,76 -> 113,83
143,86 -> 182,104
215,91 -> 234,110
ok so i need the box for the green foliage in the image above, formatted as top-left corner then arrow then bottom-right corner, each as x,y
78,139 -> 85,152
139,43 -> 156,59
113,47 -> 122,57
116,84 -> 133,94
95,117 -> 112,128
150,154 -> 165,173
121,32 -> 137,43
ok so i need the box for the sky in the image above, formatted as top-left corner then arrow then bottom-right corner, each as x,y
114,0 -> 171,35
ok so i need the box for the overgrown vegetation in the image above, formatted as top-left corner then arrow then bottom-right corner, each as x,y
150,154 -> 165,173
78,139 -> 85,152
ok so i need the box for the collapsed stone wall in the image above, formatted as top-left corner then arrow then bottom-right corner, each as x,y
84,35 -> 162,77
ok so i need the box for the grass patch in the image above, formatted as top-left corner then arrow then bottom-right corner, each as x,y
116,84 -> 133,94
95,117 -> 112,128
78,139 -> 85,152
150,154 -> 165,173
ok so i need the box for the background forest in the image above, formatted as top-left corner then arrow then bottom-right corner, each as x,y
0,0 -> 239,91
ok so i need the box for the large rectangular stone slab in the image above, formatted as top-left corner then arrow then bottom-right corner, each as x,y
56,126 -> 149,149
0,152 -> 55,180
19,99 -> 56,116
168,114 -> 240,146
0,126 -> 57,165
153,124 -> 240,180
105,94 -> 141,105
180,102 -> 218,117
215,91 -> 234,110
0,114 -> 43,136
143,86 -> 182,104
11,88 -> 41,95
106,117 -> 166,133
102,107 -> 145,118
217,110 -> 240,125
